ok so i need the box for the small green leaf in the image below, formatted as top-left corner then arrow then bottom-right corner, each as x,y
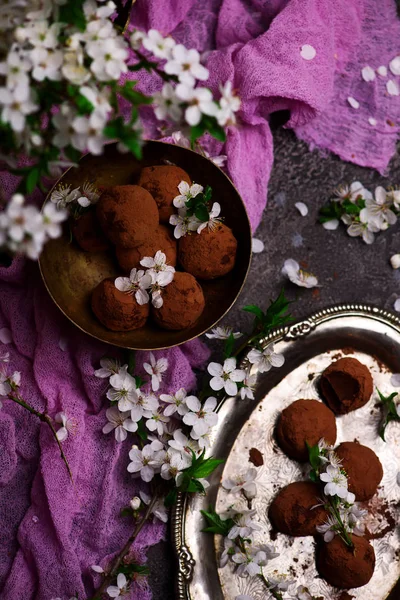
190,122 -> 207,144
201,506 -> 235,536
164,488 -> 178,508
26,167 -> 40,194
306,441 -> 321,471
192,457 -> 224,479
136,419 -> 148,442
309,469 -> 318,483
223,333 -> 236,359
194,204 -> 209,222
64,146 -> 81,163
59,0 -> 86,31
242,304 -> 264,321
120,507 -> 133,518
127,350 -> 136,376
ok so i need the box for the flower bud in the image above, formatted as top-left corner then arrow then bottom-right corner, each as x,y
130,496 -> 141,511
390,254 -> 400,269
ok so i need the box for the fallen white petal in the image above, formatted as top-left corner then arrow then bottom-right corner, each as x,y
389,56 -> 400,76
252,238 -> 264,253
322,219 -> 339,230
376,65 -> 387,77
394,298 -> 400,312
91,565 -> 104,573
58,337 -> 67,351
361,66 -> 375,82
0,328 -> 12,344
368,117 -> 377,126
390,254 -> 400,269
295,202 -> 308,217
300,44 -> 316,61
386,80 -> 399,96
347,96 -> 360,109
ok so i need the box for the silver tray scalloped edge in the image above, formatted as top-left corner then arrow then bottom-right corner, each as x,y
172,304 -> 400,600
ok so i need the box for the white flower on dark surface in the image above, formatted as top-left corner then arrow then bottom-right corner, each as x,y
222,467 -> 257,500
102,406 -> 138,442
71,110 -> 108,155
127,440 -> 164,482
160,388 -> 189,417
361,186 -> 397,230
130,390 -> 159,422
94,358 -> 122,379
107,370 -> 138,412
175,84 -> 217,126
107,572 -> 129,598
165,44 -> 209,86
160,448 -> 191,483
142,29 -> 175,60
115,269 -> 152,305
190,427 -> 211,450
30,47 -> 63,81
153,82 -> 182,122
55,411 -> 77,442
130,496 -> 141,511
316,515 -> 338,542
348,505 -> 368,536
148,269 -> 174,308
344,212 -> 380,244
206,326 -> 242,340
140,250 -> 175,275
386,189 -> 400,210
248,344 -> 284,373
0,51 -> 31,90
208,358 -> 245,396
240,373 -> 257,400
173,181 -> 203,209
320,465 -> 349,498
169,208 -> 200,239
77,180 -> 101,207
183,395 -> 218,436
50,184 -> 82,210
197,202 -> 222,233
143,352 -> 168,391
282,258 -> 318,288
217,81 -> 241,127
333,181 -> 371,203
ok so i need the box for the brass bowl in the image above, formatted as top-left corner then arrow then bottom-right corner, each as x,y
39,141 -> 252,350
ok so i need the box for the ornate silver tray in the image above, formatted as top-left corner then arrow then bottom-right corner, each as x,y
172,304 -> 400,600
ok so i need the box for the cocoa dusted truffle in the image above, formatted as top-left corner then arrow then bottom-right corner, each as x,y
91,278 -> 149,331
316,535 -> 375,589
276,399 -> 337,462
96,185 -> 159,248
178,223 -> 237,280
268,481 -> 327,536
138,166 -> 191,223
335,441 -> 383,501
152,271 -> 205,330
71,209 -> 110,252
116,225 -> 177,272
320,357 -> 373,415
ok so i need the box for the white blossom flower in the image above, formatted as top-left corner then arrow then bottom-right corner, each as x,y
282,258 -> 318,288
386,189 -> 400,210
345,212 -> 380,244
145,407 -> 170,436
247,344 -> 284,373
79,86 -> 112,119
190,428 -> 211,450
173,181 -> 204,209
348,504 -> 368,536
42,202 -> 67,238
0,84 -> 38,132
176,84 -> 218,126
127,440 -> 164,481
220,537 -> 238,567
360,186 -> 397,230
94,358 -> 122,378
16,21 -> 60,49
168,429 -> 198,455
62,48 -> 90,85
169,208 -> 200,239
197,202 -> 222,233
165,45 -> 209,86
316,515 -> 338,542
294,586 -> 313,600
71,110 -> 108,155
160,448 -> 191,483
240,373 -> 257,400
107,370 -> 138,412
333,181 -> 371,203
50,184 -> 81,209
30,47 -> 63,81
208,358 -> 245,396
88,37 -> 129,81
160,388 -> 189,417
139,490 -> 169,523
228,509 -> 261,540
217,81 -> 241,127
55,411 -> 77,442
77,181 -> 100,207
267,573 -> 296,592
153,82 -> 182,122
222,468 -> 257,500
140,250 -> 175,275
130,29 -> 145,50
0,51 -> 31,90
206,326 -> 242,340
326,450 -> 343,470
0,352 -> 10,364
142,29 -> 175,59
320,465 -> 349,499
130,389 -> 159,422
143,352 -> 168,392
102,406 -> 138,442
183,396 -> 218,436
232,548 -> 267,577
107,572 -> 128,598
0,372 -> 11,398
130,496 -> 141,511
115,269 -> 152,305
148,270 -> 174,308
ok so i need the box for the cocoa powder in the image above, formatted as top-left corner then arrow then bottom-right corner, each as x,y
335,441 -> 383,501
268,481 -> 327,536
316,535 -> 375,589
91,278 -> 149,331
116,225 -> 177,272
138,165 -> 191,223
320,357 -> 373,415
152,271 -> 205,330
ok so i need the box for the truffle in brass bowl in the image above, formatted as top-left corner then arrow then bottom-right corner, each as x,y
38,141 -> 252,350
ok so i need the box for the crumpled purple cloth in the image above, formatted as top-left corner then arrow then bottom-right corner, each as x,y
1,0 -> 398,599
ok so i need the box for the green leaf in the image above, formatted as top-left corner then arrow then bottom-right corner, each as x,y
64,146 -> 81,163
120,507 -> 133,517
194,204 -> 209,222
309,469 -> 318,483
118,563 -> 150,577
242,304 -> 264,321
192,457 -> 224,479
207,122 -> 226,142
203,185 -> 213,202
201,506 -> 235,536
76,93 -> 95,114
164,488 -> 178,508
26,167 -> 40,194
306,441 -> 321,471
59,0 -> 86,31
134,375 -> 145,389
122,135 -> 143,159
190,122 -> 207,145
136,419 -> 148,442
186,479 -> 205,493
223,333 -> 236,359
127,350 -> 136,376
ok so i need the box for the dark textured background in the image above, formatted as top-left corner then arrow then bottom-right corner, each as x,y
147,126 -> 400,598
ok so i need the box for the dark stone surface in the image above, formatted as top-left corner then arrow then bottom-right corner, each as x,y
147,127 -> 400,598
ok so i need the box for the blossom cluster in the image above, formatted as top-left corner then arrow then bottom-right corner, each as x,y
50,180 -> 100,211
169,180 -> 222,239
320,182 -> 400,244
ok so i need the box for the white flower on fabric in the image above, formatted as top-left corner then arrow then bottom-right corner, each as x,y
0,51 -> 31,90
168,428 -> 198,455
169,208 -> 200,239
217,81 -> 241,126
322,219 -> 340,230
127,440 -> 164,482
148,270 -> 174,308
251,237 -> 264,253
160,388 -> 189,417
220,537 -> 238,568
153,82 -> 182,122
143,352 -> 168,392
205,326 -> 242,340
30,47 -> 63,81
130,29 -> 145,50
165,44 -> 209,86
107,572 -> 129,598
91,564 -> 105,574
227,509 -> 261,540
140,250 -> 175,275
361,66 -> 376,82
197,202 -> 222,233
183,396 -> 218,436
320,465 -> 349,499
295,202 -> 308,216
42,203 -> 67,239
130,389 -> 159,423
282,258 -> 318,288
145,407 -> 170,436
0,84 -> 38,132
300,44 -> 316,60
79,86 -> 112,119
16,21 -> 60,49
389,56 -> 400,76
176,84 -> 218,126
240,373 -> 257,400
115,269 -> 152,305
55,411 -> 77,442
88,37 -> 129,81
248,344 -> 285,373
142,29 -> 175,59
267,573 -> 296,592
94,358 -> 122,379
208,358 -> 246,396
386,80 -> 399,96
222,468 -> 257,499
173,181 -> 204,209
102,406 -> 138,442
139,490 -> 169,523
0,372 -> 11,398
316,515 -> 339,542
130,496 -> 141,511
160,448 -> 191,483
347,96 -> 360,109
107,370 -> 138,412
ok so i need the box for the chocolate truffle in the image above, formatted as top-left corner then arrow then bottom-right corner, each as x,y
116,225 -> 177,272
138,166 -> 191,223
178,223 -> 237,280
96,185 -> 159,248
335,441 -> 383,501
91,278 -> 149,331
320,357 -> 373,415
276,399 -> 337,462
316,535 -> 375,589
71,209 -> 110,252
152,271 -> 205,330
269,481 -> 327,536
